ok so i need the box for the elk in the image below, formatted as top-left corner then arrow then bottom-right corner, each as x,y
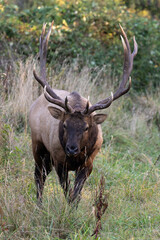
29,22 -> 138,204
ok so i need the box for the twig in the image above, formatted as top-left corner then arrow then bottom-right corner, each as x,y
91,176 -> 108,238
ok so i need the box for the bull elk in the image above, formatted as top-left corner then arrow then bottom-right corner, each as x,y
29,22 -> 138,204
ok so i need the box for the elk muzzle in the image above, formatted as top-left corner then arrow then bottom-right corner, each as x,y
65,144 -> 79,157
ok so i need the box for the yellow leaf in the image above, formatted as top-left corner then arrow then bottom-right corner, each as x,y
62,19 -> 68,27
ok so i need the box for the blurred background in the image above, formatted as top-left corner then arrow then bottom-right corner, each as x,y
0,0 -> 160,91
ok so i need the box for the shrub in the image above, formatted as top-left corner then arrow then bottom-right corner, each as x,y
0,0 -> 160,91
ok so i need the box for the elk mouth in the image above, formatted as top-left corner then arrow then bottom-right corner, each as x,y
66,152 -> 79,157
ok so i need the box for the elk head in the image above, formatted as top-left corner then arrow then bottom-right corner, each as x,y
33,22 -> 138,157
44,89 -> 107,157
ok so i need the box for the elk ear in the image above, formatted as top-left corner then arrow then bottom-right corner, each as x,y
48,107 -> 65,120
93,114 -> 107,124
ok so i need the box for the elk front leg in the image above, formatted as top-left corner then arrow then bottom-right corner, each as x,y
33,141 -> 52,204
69,163 -> 93,204
35,159 -> 43,203
69,144 -> 101,204
56,163 -> 69,197
35,154 -> 52,204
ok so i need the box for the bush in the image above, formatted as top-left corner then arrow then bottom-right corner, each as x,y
0,0 -> 160,91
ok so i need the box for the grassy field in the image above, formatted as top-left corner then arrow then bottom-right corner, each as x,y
0,57 -> 160,239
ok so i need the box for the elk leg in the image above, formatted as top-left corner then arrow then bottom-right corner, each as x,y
69,165 -> 92,204
34,159 -> 43,203
56,163 -> 69,197
70,147 -> 99,204
33,142 -> 52,203
42,153 -> 52,184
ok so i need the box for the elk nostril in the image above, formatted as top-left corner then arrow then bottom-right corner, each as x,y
66,145 -> 78,155
66,146 -> 70,153
71,145 -> 78,151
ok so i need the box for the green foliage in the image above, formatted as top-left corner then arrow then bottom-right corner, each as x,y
124,0 -> 160,18
0,0 -> 160,91
128,17 -> 160,90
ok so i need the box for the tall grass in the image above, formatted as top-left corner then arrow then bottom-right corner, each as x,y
0,57 -> 160,239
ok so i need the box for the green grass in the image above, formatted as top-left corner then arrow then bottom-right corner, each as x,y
0,57 -> 160,239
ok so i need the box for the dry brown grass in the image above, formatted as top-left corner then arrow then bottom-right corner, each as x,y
1,56 -> 115,129
0,56 -> 160,239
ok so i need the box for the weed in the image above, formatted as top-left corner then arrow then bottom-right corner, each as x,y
92,176 -> 108,238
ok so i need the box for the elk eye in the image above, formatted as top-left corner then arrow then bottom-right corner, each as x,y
85,126 -> 89,131
63,123 -> 67,129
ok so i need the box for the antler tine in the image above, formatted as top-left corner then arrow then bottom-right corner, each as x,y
86,92 -> 113,114
65,97 -> 74,113
40,23 -> 46,51
44,86 -> 74,113
44,21 -> 54,47
34,21 -> 53,85
132,36 -> 138,58
85,25 -> 138,115
113,25 -> 138,100
82,101 -> 90,114
39,21 -> 54,82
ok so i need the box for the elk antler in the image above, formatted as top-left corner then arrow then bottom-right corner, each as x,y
40,21 -> 54,82
44,86 -> 74,113
33,22 -> 74,113
84,24 -> 138,115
